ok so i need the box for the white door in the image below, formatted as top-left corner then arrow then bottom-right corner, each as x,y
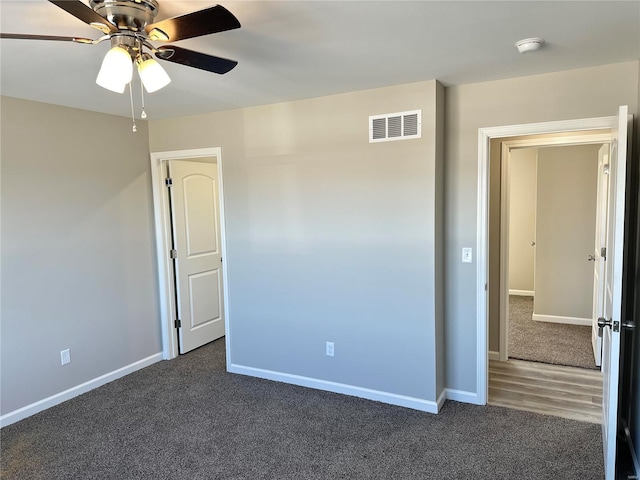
601,106 -> 630,480
591,144 -> 610,367
169,160 -> 225,354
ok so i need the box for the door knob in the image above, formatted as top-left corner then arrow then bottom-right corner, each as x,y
588,254 -> 597,261
598,317 -> 613,337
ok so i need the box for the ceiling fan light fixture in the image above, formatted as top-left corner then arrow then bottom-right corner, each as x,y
137,54 -> 171,93
6,1 -> 241,101
96,46 -> 133,93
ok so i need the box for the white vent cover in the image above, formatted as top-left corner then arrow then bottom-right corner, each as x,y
369,110 -> 421,143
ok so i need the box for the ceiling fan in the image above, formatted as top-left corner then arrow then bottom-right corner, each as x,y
0,0 -> 241,95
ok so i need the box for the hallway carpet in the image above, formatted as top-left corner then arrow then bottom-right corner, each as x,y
509,296 -> 597,369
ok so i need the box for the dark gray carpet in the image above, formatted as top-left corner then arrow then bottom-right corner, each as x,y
509,296 -> 598,369
1,338 -> 603,480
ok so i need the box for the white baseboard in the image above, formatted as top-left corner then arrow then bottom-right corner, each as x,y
0,352 -> 163,428
445,388 -> 481,405
228,364 -> 442,413
488,350 -> 501,361
509,290 -> 534,296
532,313 -> 591,326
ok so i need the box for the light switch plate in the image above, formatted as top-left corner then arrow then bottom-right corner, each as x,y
462,248 -> 473,263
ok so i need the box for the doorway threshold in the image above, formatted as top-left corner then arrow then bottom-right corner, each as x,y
488,359 -> 602,424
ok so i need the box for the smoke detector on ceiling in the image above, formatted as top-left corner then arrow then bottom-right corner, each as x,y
515,37 -> 544,53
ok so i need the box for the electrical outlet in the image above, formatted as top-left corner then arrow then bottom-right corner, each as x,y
326,341 -> 334,357
462,247 -> 473,263
60,349 -> 71,366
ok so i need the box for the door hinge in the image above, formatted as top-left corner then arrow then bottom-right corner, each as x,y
600,247 -> 606,260
614,320 -> 620,332
174,319 -> 181,328
169,249 -> 177,259
165,177 -> 173,187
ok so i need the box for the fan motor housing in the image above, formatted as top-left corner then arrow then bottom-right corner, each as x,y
90,0 -> 160,32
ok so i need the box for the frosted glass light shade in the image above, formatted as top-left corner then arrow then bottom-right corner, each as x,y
138,56 -> 171,93
96,46 -> 133,93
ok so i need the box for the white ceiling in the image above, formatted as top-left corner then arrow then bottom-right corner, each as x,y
1,1 -> 639,120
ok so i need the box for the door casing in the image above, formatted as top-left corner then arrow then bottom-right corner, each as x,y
477,115 -> 619,405
150,147 -> 231,361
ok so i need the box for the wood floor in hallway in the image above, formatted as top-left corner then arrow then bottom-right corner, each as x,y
489,359 -> 603,424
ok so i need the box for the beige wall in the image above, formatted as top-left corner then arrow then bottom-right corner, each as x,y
150,81 -> 445,403
534,144 -> 600,320
0,97 -> 161,416
446,61 -> 639,392
509,148 -> 537,293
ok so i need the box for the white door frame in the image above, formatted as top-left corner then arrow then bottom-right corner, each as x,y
497,132 -> 612,361
150,147 -> 231,360
477,115 -> 617,404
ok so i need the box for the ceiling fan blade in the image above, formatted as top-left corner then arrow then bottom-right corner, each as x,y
145,5 -> 240,42
0,33 -> 94,44
156,46 -> 238,74
48,0 -> 118,34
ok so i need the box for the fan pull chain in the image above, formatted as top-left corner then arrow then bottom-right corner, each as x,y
129,82 -> 137,133
140,82 -> 147,119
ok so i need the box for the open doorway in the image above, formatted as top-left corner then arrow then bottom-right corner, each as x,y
499,141 -> 610,370
487,130 -> 613,424
487,129 -> 611,368
150,147 -> 231,361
